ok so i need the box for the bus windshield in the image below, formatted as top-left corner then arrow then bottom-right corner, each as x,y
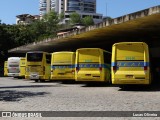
78,49 -> 100,63
27,53 -> 43,62
53,53 -> 73,64
116,44 -> 144,61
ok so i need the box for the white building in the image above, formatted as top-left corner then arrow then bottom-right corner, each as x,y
16,14 -> 40,25
39,0 -> 103,24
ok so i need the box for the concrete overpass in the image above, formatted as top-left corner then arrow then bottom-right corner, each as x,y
9,5 -> 160,57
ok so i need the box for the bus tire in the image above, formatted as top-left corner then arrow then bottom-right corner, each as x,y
119,85 -> 126,89
40,80 -> 45,82
35,80 -> 39,82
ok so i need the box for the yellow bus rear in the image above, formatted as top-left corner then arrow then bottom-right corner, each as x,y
51,52 -> 75,80
75,48 -> 111,82
25,51 -> 51,82
4,61 -> 8,76
19,57 -> 26,78
111,42 -> 151,85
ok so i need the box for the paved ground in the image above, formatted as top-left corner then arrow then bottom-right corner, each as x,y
0,77 -> 160,119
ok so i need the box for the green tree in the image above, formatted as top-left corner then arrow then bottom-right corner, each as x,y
42,10 -> 60,36
16,25 -> 36,45
103,16 -> 112,21
82,16 -> 94,27
29,19 -> 47,41
69,12 -> 81,25
59,12 -> 65,21
0,24 -> 15,65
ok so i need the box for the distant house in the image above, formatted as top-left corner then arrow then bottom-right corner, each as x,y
57,23 -> 86,36
16,14 -> 40,25
57,27 -> 78,36
72,23 -> 85,29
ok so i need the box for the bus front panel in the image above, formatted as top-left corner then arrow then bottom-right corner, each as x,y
25,53 -> 44,80
75,48 -> 105,82
112,42 -> 150,85
51,52 -> 75,80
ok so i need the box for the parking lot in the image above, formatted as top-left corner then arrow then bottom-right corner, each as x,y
0,77 -> 160,119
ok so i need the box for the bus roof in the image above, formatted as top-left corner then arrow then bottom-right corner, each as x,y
52,51 -> 75,54
27,51 -> 49,54
76,48 -> 111,54
20,57 -> 26,60
112,42 -> 147,46
8,57 -> 20,60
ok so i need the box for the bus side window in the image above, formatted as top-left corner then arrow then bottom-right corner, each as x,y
104,52 -> 111,64
46,54 -> 51,64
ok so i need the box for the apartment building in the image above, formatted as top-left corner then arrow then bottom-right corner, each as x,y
39,0 -> 103,24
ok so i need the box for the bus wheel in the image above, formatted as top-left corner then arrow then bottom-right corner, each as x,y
109,79 -> 112,85
40,80 -> 45,82
35,80 -> 39,82
119,85 -> 126,89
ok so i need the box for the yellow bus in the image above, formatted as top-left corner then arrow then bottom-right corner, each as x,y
19,57 -> 26,78
75,48 -> 111,82
111,42 -> 151,85
51,51 -> 75,80
25,51 -> 51,82
4,61 -> 8,76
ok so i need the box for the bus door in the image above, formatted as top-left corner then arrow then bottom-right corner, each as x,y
45,54 -> 51,79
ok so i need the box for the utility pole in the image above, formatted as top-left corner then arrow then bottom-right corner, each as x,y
106,2 -> 107,17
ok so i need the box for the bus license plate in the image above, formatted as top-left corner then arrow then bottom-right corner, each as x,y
85,74 -> 91,76
58,73 -> 65,75
126,75 -> 133,78
30,74 -> 39,79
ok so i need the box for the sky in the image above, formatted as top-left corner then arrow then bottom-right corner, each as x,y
0,0 -> 160,24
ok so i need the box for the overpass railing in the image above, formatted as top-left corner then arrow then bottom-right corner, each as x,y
8,5 -> 160,53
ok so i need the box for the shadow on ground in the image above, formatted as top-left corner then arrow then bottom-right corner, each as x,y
60,80 -> 82,84
118,83 -> 160,92
0,90 -> 49,102
30,80 -> 85,86
30,80 -> 62,84
81,82 -> 113,87
0,84 -> 62,89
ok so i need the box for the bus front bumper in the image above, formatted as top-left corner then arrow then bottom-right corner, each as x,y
51,75 -> 75,80
25,74 -> 44,80
8,73 -> 19,77
76,76 -> 104,82
112,79 -> 150,85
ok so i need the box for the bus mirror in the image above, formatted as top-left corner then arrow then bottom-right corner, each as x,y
144,66 -> 147,71
76,67 -> 79,72
99,67 -> 102,71
113,66 -> 117,72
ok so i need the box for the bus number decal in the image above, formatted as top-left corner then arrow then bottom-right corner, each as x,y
79,64 -> 99,68
85,60 -> 92,62
117,62 -> 144,67
125,56 -> 135,60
